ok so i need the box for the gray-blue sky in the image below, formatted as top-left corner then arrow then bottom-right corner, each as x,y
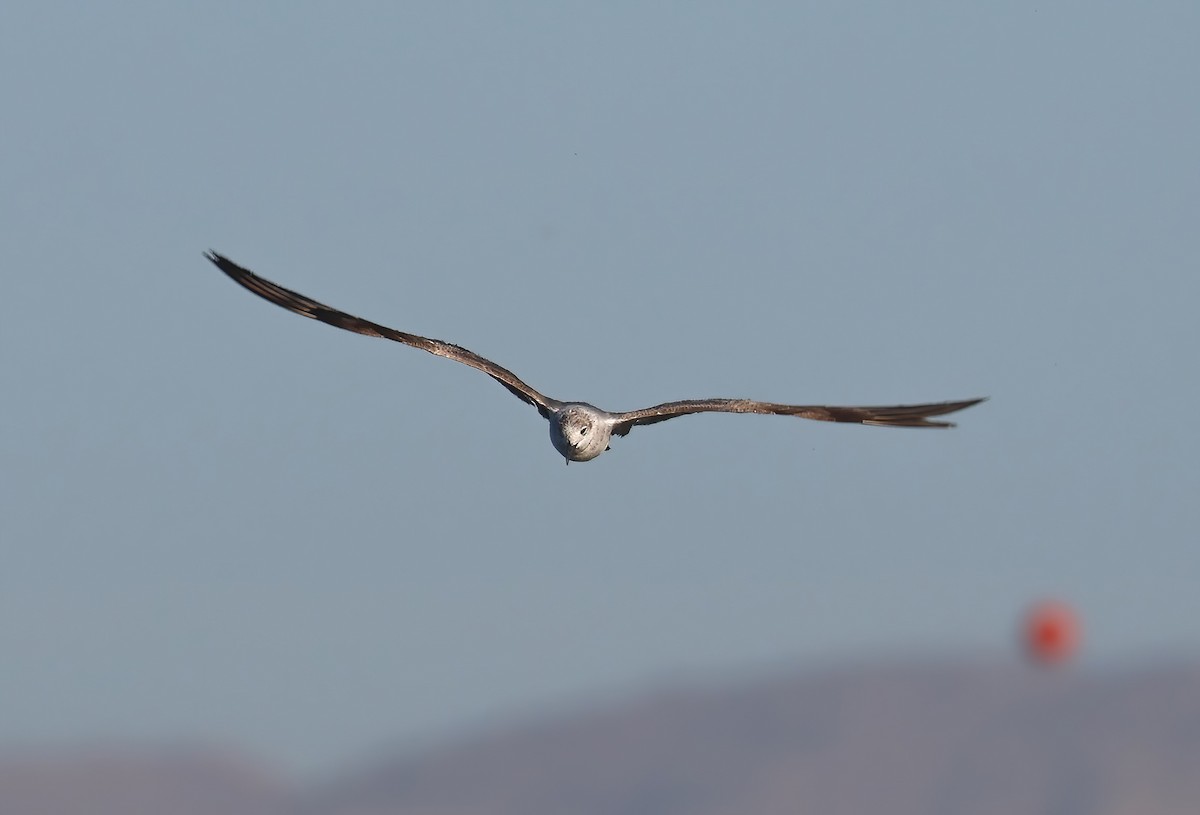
2,2 -> 1197,775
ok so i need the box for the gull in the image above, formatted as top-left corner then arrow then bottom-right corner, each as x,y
206,252 -> 984,463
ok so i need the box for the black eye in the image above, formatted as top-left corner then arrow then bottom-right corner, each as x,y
580,427 -> 589,435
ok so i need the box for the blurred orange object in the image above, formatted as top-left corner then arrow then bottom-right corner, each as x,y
1023,600 -> 1080,665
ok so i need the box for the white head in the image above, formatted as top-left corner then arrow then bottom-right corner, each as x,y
549,404 -> 613,462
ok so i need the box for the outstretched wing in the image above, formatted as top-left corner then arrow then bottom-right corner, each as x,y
611,397 -> 985,436
206,251 -> 559,418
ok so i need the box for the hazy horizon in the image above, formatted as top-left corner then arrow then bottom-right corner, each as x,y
4,659 -> 1200,815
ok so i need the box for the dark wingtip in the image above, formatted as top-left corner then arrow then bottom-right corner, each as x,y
933,396 -> 988,427
929,396 -> 988,426
949,396 -> 987,410
939,396 -> 987,427
930,396 -> 988,414
204,250 -> 247,282
860,397 -> 987,429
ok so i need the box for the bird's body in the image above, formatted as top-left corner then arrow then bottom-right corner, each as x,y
205,251 -> 984,463
550,403 -> 614,462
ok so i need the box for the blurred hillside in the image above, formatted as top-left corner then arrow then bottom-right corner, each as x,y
4,661 -> 1199,815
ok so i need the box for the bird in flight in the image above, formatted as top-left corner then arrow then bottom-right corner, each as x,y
206,252 -> 984,463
